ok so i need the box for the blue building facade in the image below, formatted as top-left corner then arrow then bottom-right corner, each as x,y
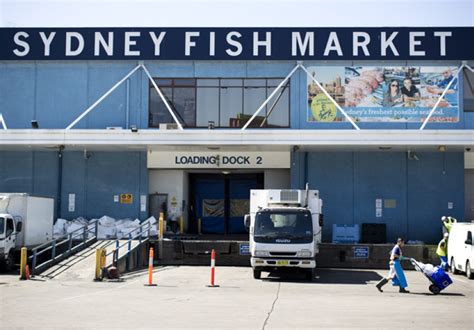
1,28 -> 473,243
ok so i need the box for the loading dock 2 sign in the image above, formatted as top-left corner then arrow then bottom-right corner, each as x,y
148,151 -> 290,169
120,193 -> 133,204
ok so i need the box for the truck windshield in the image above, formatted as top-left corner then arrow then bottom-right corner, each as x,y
0,217 -> 4,235
254,210 -> 313,244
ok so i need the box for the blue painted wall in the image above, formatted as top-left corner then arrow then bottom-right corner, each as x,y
291,151 -> 465,244
0,150 -> 148,220
1,61 -> 471,129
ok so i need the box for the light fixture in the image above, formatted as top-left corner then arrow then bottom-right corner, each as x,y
208,121 -> 215,129
222,171 -> 230,175
438,145 -> 446,152
31,120 -> 39,129
130,125 -> 138,133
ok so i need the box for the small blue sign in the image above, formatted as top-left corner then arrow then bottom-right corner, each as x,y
354,246 -> 369,258
239,243 -> 250,256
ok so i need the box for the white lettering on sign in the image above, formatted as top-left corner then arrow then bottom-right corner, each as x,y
324,32 -> 343,56
185,31 -> 200,56
94,32 -> 114,56
381,31 -> 399,56
13,31 -> 30,56
149,31 -> 166,56
226,31 -> 243,56
124,31 -> 141,56
353,32 -> 370,56
434,31 -> 452,56
291,32 -> 314,56
253,32 -> 272,56
409,31 -> 426,56
65,32 -> 84,56
39,32 -> 56,56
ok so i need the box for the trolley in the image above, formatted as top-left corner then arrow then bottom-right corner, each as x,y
410,258 -> 452,295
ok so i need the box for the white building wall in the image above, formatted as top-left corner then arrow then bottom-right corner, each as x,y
148,170 -> 186,224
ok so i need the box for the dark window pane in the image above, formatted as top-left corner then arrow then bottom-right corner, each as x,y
173,87 -> 196,126
197,79 -> 219,87
174,79 -> 196,86
197,87 -> 219,127
220,87 -> 243,127
149,87 -> 173,127
154,78 -> 172,86
221,79 -> 243,87
266,86 -> 290,127
464,69 -> 474,112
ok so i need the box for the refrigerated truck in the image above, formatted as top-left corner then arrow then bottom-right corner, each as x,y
245,188 -> 323,280
0,193 -> 54,270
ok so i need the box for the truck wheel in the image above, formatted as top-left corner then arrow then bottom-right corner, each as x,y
5,252 -> 15,272
451,258 -> 459,274
306,269 -> 315,282
253,269 -> 261,279
466,261 -> 473,279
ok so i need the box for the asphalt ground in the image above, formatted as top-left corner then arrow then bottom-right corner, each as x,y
0,266 -> 473,329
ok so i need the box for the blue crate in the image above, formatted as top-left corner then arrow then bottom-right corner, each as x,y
430,267 -> 453,290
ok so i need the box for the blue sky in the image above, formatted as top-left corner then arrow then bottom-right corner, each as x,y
1,0 -> 473,27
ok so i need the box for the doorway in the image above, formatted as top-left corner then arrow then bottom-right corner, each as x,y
189,173 -> 264,235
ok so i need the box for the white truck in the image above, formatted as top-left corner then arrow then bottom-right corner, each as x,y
0,193 -> 54,271
448,222 -> 474,279
244,188 -> 323,281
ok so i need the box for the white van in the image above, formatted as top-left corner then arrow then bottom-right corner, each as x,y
447,222 -> 474,279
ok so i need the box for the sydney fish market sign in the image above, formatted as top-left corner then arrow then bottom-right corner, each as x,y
0,27 -> 472,61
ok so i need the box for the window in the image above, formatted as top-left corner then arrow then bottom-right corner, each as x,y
6,218 -> 14,236
464,69 -> 474,112
149,78 -> 290,128
0,217 -> 4,235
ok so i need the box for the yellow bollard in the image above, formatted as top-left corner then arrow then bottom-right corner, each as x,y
19,247 -> 27,280
94,248 -> 106,281
179,216 -> 184,234
159,212 -> 164,239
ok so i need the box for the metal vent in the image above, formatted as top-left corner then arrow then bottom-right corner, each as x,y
280,190 -> 299,202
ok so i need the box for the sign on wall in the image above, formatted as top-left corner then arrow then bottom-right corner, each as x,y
307,66 -> 459,123
0,27 -> 472,60
120,193 -> 133,204
147,151 -> 290,169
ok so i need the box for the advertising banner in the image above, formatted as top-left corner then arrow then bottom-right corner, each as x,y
307,66 -> 459,123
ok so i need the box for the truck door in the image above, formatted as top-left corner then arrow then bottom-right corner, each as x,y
5,217 -> 15,250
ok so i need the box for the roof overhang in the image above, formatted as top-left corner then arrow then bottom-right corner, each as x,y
0,129 -> 472,152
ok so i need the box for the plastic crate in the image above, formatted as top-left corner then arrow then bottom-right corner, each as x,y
332,224 -> 360,243
430,267 -> 453,290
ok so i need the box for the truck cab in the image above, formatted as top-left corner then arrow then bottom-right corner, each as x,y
245,189 -> 323,281
0,214 -> 21,271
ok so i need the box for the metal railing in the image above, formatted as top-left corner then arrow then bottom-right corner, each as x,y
29,219 -> 99,275
105,220 -> 154,272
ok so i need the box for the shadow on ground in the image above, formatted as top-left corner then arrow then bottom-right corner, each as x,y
261,268 -> 383,284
